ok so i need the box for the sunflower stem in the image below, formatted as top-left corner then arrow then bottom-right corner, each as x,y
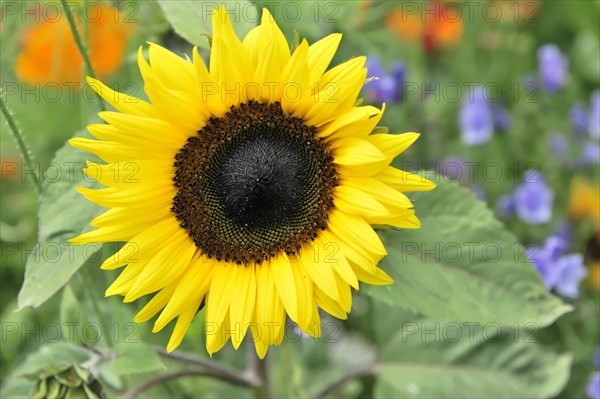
251,351 -> 274,399
58,0 -> 106,112
0,95 -> 42,194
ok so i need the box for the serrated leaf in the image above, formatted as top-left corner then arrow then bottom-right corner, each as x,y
17,131 -> 102,310
374,315 -> 572,399
157,0 -> 258,47
363,172 -> 571,327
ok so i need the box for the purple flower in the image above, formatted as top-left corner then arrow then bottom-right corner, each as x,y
554,253 -> 587,298
527,235 -> 586,298
590,91 -> 600,140
392,61 -> 406,100
548,132 -> 567,157
496,195 -> 515,217
493,105 -> 510,132
587,372 -> 600,399
513,170 -> 553,224
538,44 -> 568,93
527,236 -> 568,289
554,221 -> 573,249
364,58 -> 405,103
570,103 -> 588,135
583,142 -> 600,164
437,157 -> 469,181
593,347 -> 600,368
459,85 -> 494,146
527,245 -> 557,290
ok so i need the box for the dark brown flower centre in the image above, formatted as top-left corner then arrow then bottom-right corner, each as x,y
172,101 -> 337,265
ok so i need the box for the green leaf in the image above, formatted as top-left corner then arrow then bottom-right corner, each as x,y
374,313 -> 572,399
363,173 -> 571,327
104,343 -> 164,376
60,285 -> 89,344
17,132 -> 102,310
157,0 -> 258,48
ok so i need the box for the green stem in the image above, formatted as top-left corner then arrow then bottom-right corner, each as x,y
0,96 -> 42,193
246,343 -> 274,399
252,354 -> 273,399
59,0 -> 106,112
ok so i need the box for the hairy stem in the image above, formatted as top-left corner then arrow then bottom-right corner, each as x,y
58,0 -> 106,112
0,96 -> 41,193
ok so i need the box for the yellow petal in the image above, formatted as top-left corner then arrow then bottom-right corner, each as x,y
300,241 -> 339,301
367,133 -> 420,158
206,310 -> 232,356
210,6 -> 251,86
353,266 -> 394,286
243,8 -> 289,71
321,229 -> 379,275
97,216 -> 180,270
279,40 -> 311,117
318,105 -> 381,138
153,256 -> 216,332
205,264 -> 237,338
340,176 -> 413,209
166,306 -> 197,352
290,259 -> 313,331
314,285 -> 347,319
378,167 -> 437,192
333,185 -> 390,217
271,255 -> 298,322
137,47 -> 204,131
124,233 -> 196,301
307,33 -> 342,85
332,137 -> 388,166
147,42 -> 197,96
105,263 -> 144,297
134,283 -> 176,323
255,264 -> 285,345
304,57 -> 367,126
328,210 -> 387,256
253,337 -> 269,359
229,264 -> 256,349
86,76 -> 154,116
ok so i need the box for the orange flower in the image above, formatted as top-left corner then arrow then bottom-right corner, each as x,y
15,4 -> 132,85
386,1 -> 463,51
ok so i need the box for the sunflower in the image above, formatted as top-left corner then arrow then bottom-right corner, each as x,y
70,6 -> 435,358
